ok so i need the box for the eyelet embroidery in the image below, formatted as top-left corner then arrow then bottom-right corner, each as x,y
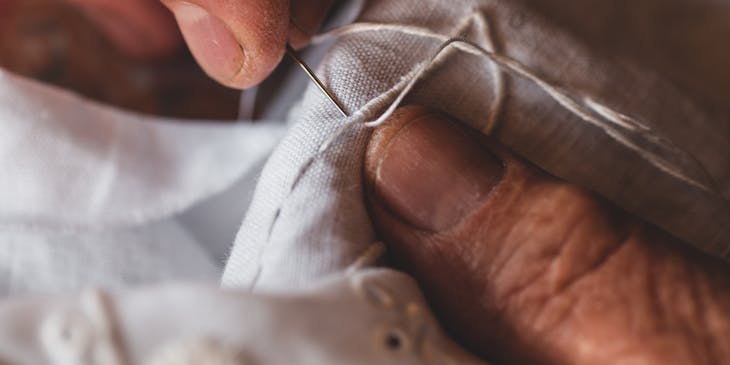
374,325 -> 412,353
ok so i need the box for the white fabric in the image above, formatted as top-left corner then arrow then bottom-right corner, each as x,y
0,69 -> 285,294
0,0 -> 724,297
0,71 -> 283,229
0,0 -> 728,361
0,269 -> 485,364
224,0 -> 730,291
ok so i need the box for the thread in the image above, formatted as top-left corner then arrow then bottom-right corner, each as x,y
248,9 -> 718,290
313,13 -> 717,193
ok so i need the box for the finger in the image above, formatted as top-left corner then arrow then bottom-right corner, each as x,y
288,0 -> 335,49
65,0 -> 182,59
364,106 -> 730,364
161,0 -> 289,89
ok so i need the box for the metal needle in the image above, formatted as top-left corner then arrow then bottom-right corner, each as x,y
285,44 -> 349,117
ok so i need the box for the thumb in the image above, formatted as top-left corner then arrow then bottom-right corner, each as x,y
161,0 -> 289,89
364,106 -> 730,364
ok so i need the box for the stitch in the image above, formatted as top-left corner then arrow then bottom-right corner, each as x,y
315,17 -> 717,193
317,64 -> 424,154
251,10 -> 718,290
252,12 -> 510,290
313,12 -> 506,133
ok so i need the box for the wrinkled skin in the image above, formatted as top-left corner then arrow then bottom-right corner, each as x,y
58,0 -> 334,88
364,106 -> 730,365
4,0 -> 729,361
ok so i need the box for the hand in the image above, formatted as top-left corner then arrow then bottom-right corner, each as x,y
364,106 -> 730,364
64,0 -> 335,88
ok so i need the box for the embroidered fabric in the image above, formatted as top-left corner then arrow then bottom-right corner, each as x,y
0,269 -> 485,364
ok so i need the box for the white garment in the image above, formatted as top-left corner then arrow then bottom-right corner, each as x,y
0,269 -> 484,365
224,0 -> 730,291
0,70 -> 285,294
0,0 -> 728,362
0,0 -> 725,296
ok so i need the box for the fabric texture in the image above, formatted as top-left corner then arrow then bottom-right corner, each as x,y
224,0 -> 730,291
0,269 -> 485,364
0,0 -> 725,296
0,0 -> 728,362
0,70 -> 285,294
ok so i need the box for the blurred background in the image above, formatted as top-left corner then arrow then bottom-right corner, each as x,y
0,0 -> 240,119
3,0 -> 729,123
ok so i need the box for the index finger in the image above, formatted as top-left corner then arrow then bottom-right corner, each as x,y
162,0 -> 289,89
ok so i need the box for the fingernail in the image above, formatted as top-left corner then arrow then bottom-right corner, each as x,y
374,114 -> 504,231
169,2 -> 244,83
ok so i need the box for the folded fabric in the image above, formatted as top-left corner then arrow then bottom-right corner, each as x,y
0,269 -> 484,364
0,0 -> 728,362
224,0 -> 730,292
0,69 -> 285,294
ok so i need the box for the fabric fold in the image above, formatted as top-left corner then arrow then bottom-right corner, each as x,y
224,0 -> 730,292
0,69 -> 285,230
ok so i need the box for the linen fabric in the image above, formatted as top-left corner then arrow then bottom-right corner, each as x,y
0,269 -> 485,364
0,0 -> 728,361
0,70 -> 285,294
224,0 -> 730,292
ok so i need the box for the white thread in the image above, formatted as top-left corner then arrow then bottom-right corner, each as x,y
315,12 -> 506,134
314,16 -> 717,193
583,97 -> 649,132
313,23 -> 450,45
250,10 -> 717,289
252,14 -> 505,290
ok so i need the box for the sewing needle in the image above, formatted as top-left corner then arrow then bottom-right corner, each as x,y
285,44 -> 349,117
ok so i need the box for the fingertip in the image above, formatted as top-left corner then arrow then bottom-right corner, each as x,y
364,105 -> 435,190
164,0 -> 288,89
220,0 -> 288,89
225,32 -> 286,89
365,105 -> 504,232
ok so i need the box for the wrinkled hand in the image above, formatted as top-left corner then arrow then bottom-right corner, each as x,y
364,106 -> 730,364
64,0 -> 334,88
